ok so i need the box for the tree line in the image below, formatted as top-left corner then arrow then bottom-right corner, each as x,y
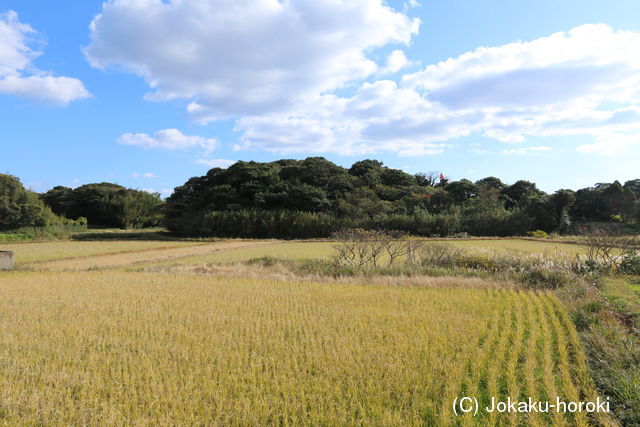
2,158 -> 639,237
163,158 -> 640,238
0,175 -> 162,231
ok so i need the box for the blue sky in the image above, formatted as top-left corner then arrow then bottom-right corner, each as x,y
1,0 -> 640,195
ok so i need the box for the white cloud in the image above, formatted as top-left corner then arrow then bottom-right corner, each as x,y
501,146 -> 551,155
0,11 -> 90,105
118,129 -> 218,153
195,158 -> 236,169
234,80 -> 456,156
235,24 -> 640,156
86,0 -> 419,122
381,50 -> 413,75
131,172 -> 158,179
404,0 -> 422,9
403,24 -> 640,108
576,133 -> 640,155
90,3 -> 640,158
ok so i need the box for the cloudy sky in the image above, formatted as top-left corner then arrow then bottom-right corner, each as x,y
2,0 -> 640,195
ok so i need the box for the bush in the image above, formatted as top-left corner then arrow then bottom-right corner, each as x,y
415,243 -> 464,268
457,253 -> 501,272
200,210 -> 335,238
620,251 -> 640,275
520,268 -> 575,289
527,229 -> 549,239
0,218 -> 88,242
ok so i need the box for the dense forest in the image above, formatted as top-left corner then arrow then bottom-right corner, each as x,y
43,183 -> 163,229
0,174 -> 85,231
163,158 -> 639,238
2,159 -> 639,238
0,174 -> 162,232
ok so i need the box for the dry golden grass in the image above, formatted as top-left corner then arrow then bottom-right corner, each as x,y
139,240 -> 335,268
0,271 -> 605,425
0,240 -> 196,264
445,239 -> 587,256
138,261 -> 517,290
136,238 -> 587,271
0,238 -> 586,267
30,240 -> 273,271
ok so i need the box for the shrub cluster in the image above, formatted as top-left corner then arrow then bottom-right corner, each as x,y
326,230 -> 587,289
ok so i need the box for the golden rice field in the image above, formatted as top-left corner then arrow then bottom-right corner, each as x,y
446,238 -> 587,256
30,240 -> 273,271
0,271 -> 605,425
0,238 -> 586,269
0,240 -> 196,263
137,238 -> 587,270
0,238 -> 609,425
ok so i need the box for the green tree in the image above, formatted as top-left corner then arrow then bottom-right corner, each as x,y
43,183 -> 164,229
501,180 -> 542,209
445,179 -> 478,204
0,174 -> 59,230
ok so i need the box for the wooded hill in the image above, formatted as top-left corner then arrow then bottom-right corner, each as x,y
163,158 -> 640,238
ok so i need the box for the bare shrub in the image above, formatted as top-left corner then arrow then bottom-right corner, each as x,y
332,229 -> 417,269
332,229 -> 388,269
414,243 -> 465,268
582,225 -> 640,272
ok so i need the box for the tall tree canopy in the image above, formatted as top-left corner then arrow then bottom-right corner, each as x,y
42,183 -> 164,229
0,174 -> 61,230
164,157 -> 638,238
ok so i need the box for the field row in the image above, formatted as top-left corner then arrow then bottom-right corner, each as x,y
1,238 -> 587,272
28,241 -> 275,271
0,272 -> 605,425
0,240 -> 196,263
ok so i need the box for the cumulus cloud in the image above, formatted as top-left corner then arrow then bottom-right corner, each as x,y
89,2 -> 640,158
118,129 -> 218,153
0,11 -> 90,105
234,80 -> 455,156
86,0 -> 419,122
381,50 -> 413,75
236,24 -> 640,156
403,24 -> 640,108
